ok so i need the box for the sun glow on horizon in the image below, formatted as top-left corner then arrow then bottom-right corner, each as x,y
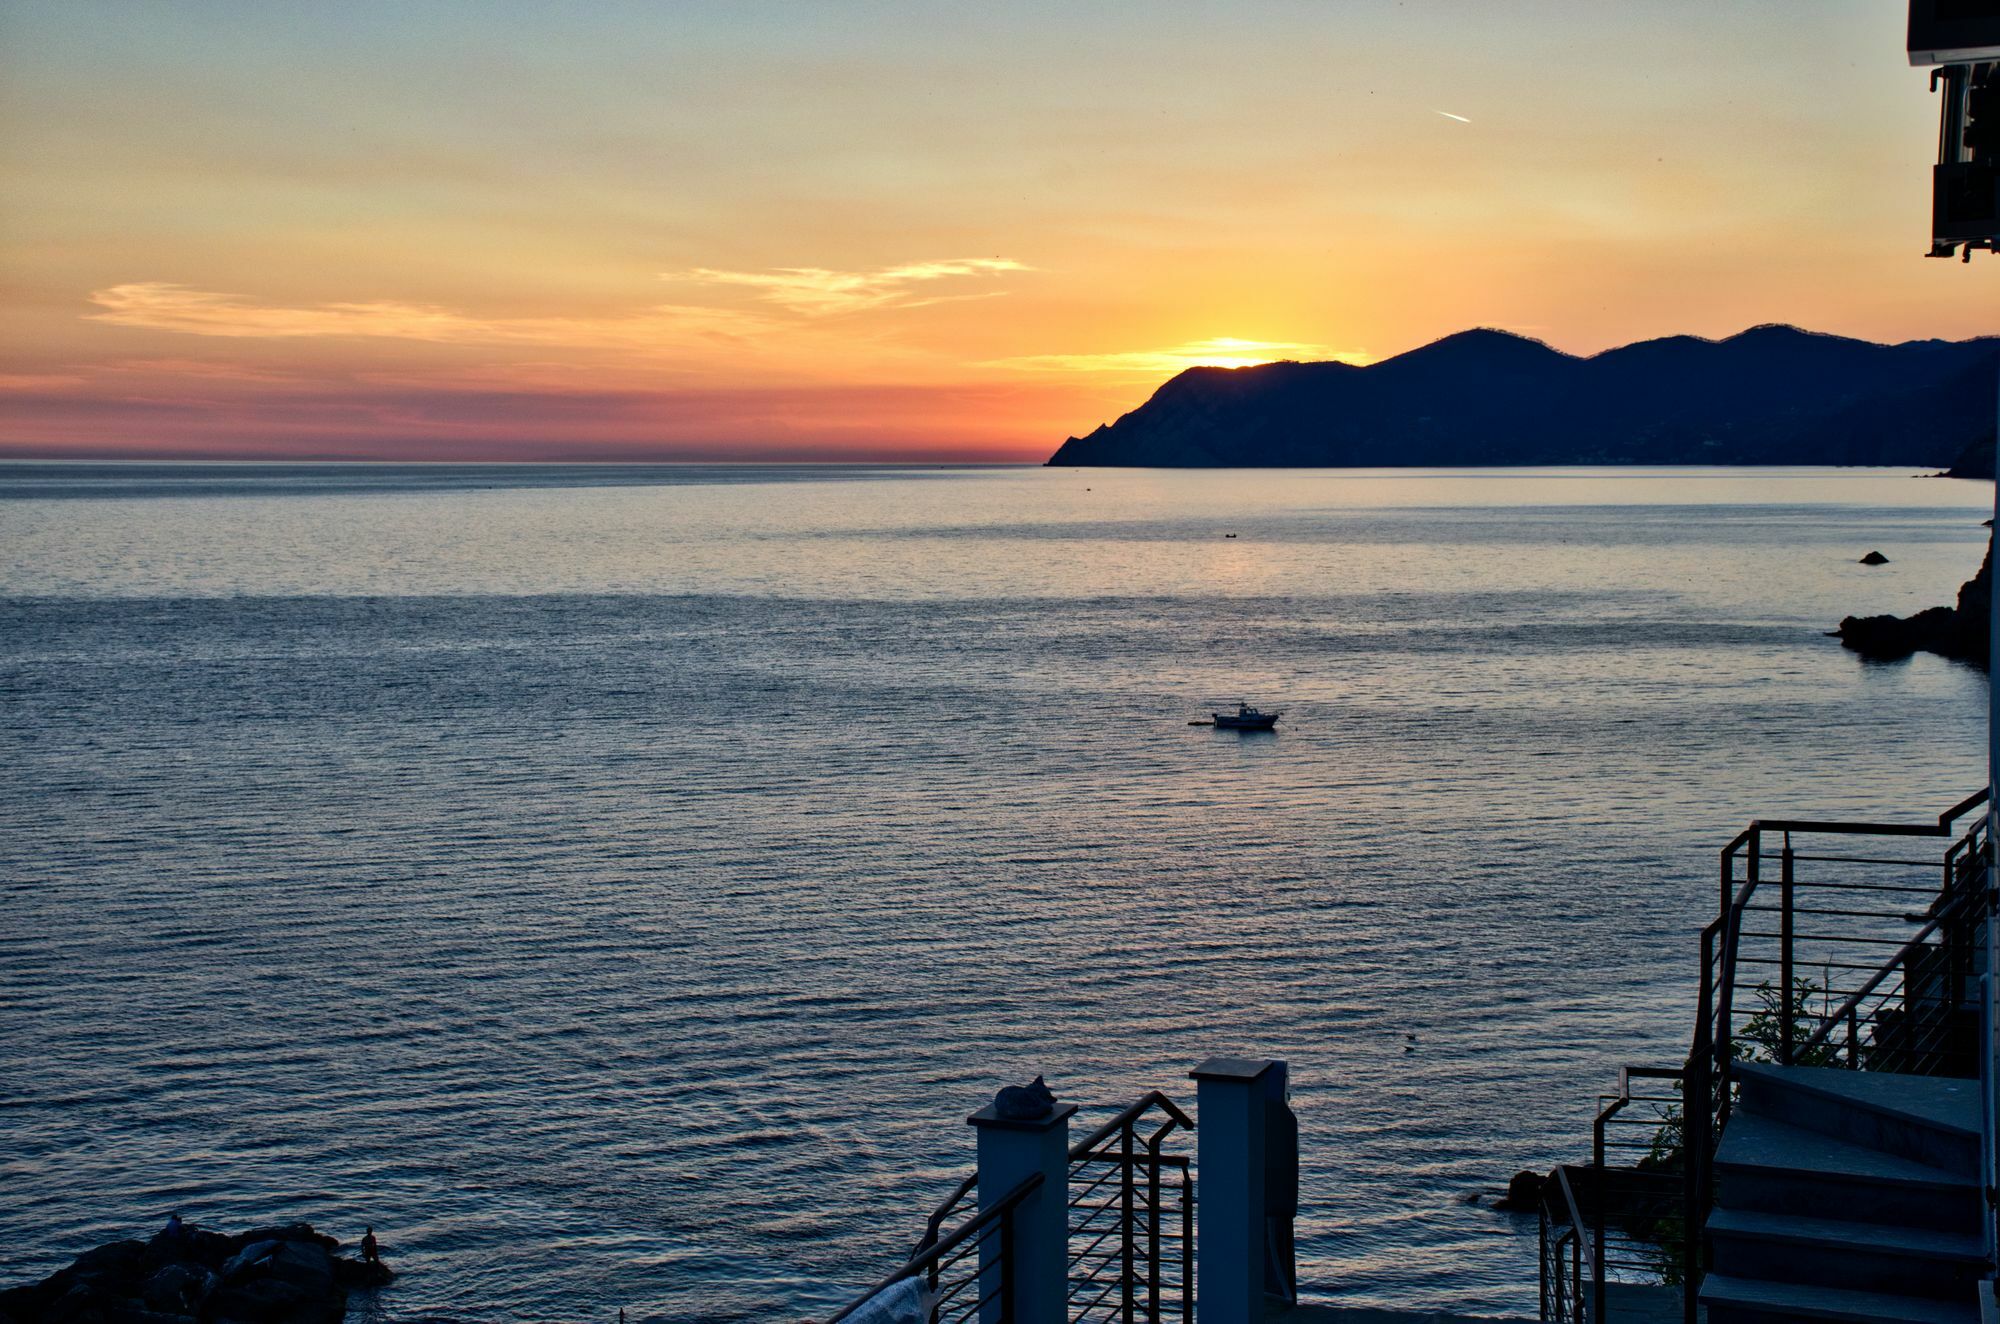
990,338 -> 1371,377
0,2 -> 1991,462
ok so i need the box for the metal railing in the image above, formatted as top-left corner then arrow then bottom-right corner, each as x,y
1066,1092 -> 1194,1323
829,1170 -> 1044,1324
1536,1067 -> 1694,1324
1543,791 -> 1995,1324
1538,1165 -> 1589,1324
1589,1067 -> 1692,1319
828,1090 -> 1194,1324
1705,789 -> 1989,1081
1677,788 -> 1993,1323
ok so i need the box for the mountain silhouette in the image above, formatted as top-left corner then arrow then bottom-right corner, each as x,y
1045,326 -> 1999,469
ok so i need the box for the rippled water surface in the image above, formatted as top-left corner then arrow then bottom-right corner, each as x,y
0,463 -> 1989,1320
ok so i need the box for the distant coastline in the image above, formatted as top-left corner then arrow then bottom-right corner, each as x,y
1047,325 -> 2000,470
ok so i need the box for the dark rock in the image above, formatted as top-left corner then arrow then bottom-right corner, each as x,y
1493,1169 -> 1547,1211
1,1224 -> 347,1324
40,1285 -> 106,1324
331,1258 -> 395,1289
180,1230 -> 238,1270
221,1239 -> 332,1301
993,1075 -> 1057,1121
232,1226 -> 339,1256
207,1274 -> 339,1324
1836,538 -> 1992,667
141,1263 -> 215,1315
0,1283 -> 42,1317
1859,550 -> 1890,565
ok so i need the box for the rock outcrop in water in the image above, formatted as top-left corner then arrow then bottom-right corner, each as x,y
1046,325 -> 1999,468
0,1221 -> 390,1323
1835,539 -> 1992,667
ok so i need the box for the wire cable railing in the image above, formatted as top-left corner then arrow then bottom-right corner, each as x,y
828,1171 -> 1044,1324
1544,791 -> 1994,1324
828,1090 -> 1194,1323
1066,1092 -> 1194,1324
1538,1165 -> 1589,1324
1675,788 -> 1993,1324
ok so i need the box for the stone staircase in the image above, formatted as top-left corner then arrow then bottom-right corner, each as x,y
1699,1061 -> 1986,1324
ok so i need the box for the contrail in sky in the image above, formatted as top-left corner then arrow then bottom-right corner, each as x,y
1433,109 -> 1472,123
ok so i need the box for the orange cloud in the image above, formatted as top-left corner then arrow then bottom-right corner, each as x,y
100,357 -> 301,383
0,372 -> 88,390
664,258 -> 1028,316
87,283 -> 771,350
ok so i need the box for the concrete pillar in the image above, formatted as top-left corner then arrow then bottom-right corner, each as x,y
1192,1057 -> 1277,1324
968,1098 -> 1075,1324
1989,363 -> 2000,1300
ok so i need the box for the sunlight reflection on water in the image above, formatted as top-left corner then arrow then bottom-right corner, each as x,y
0,465 -> 1988,1319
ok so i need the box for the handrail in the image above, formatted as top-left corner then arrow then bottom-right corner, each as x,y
1793,865 -> 1992,1064
1795,910 -> 1950,1060
913,1091 -> 1194,1260
1589,1064 -> 1688,1323
1066,1091 -> 1196,1323
915,1174 -> 978,1257
1068,1090 -> 1194,1160
1553,1165 -> 1592,1324
1741,787 -> 1988,839
827,1170 -> 1045,1324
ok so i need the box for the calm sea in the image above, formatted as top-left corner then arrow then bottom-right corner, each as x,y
0,463 -> 1989,1321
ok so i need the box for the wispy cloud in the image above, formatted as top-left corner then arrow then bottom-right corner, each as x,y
1432,109 -> 1472,124
988,337 -> 1367,376
0,372 -> 89,390
665,258 -> 1028,316
101,357 -> 300,383
87,283 -> 770,349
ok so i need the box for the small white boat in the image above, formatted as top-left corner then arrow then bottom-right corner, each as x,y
1211,702 -> 1280,730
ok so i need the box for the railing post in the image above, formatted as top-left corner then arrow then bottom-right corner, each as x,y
1538,1202 -> 1549,1323
1573,1233 -> 1583,1324
1681,1056 -> 1706,1324
1191,1057 -> 1274,1324
1780,842 -> 1796,1067
1001,1202 -> 1019,1322
969,1097 -> 1075,1324
1181,1160 -> 1195,1320
1145,1130 -> 1164,1319
1120,1122 -> 1136,1321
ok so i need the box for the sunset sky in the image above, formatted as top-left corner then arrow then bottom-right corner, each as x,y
1,1 -> 1993,462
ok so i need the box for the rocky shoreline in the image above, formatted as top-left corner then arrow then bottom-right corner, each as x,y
0,1221 -> 390,1324
1834,538 -> 1992,667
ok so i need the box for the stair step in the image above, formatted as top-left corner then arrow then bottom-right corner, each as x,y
1735,1062 -> 1980,1170
1714,1113 -> 1978,1228
1707,1207 -> 1987,1299
1715,1111 -> 1974,1188
1707,1206 -> 1985,1263
1699,1273 -> 1978,1324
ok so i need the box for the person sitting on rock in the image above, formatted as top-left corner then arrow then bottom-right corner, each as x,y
162,1211 -> 185,1241
361,1227 -> 381,1264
